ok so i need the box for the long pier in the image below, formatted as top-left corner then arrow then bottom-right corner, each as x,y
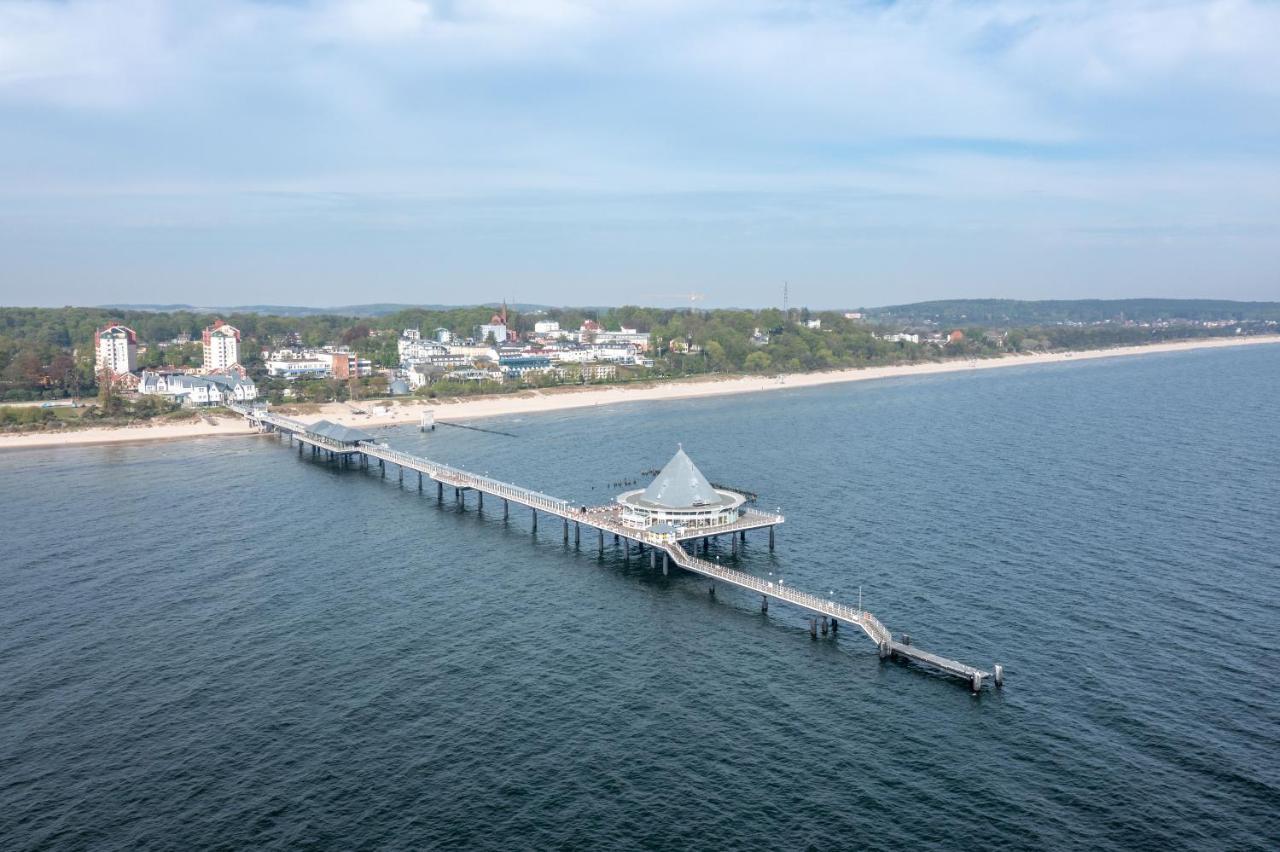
233,404 -> 1003,691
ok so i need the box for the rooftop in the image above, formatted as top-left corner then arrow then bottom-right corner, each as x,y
640,446 -> 722,509
306,420 -> 376,444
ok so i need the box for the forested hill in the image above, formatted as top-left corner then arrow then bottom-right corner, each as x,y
866,299 -> 1280,325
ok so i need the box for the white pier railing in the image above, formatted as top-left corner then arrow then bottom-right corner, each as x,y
231,404 -> 998,689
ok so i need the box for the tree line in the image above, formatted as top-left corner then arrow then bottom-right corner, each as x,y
1,304 -> 1272,402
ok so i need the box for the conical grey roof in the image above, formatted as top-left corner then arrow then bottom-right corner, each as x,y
642,446 -> 720,508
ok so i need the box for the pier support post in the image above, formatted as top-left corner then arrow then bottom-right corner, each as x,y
532,510 -> 537,533
831,618 -> 838,634
740,530 -> 746,542
650,550 -> 656,569
575,523 -> 580,548
879,640 -> 891,659
702,537 -> 709,554
298,442 -> 303,456
418,472 -> 423,492
437,481 -> 443,502
662,553 -> 668,576
563,518 -> 569,544
503,499 -> 509,520
709,585 -> 715,597
624,541 -> 630,563
994,664 -> 1004,688
598,529 -> 604,555
478,492 -> 483,510
821,616 -> 829,636
769,526 -> 774,551
731,536 -> 738,558
761,596 -> 768,613
398,466 -> 403,485
809,618 -> 818,639
971,672 -> 983,693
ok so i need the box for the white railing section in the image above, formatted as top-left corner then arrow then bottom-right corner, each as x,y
655,542 -> 889,643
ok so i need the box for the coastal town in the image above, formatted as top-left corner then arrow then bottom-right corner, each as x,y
85,305 -> 662,409
28,299 -> 1274,418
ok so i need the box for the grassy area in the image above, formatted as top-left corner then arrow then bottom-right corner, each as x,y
0,401 -> 201,434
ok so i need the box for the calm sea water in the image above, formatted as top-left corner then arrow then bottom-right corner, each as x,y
2,346 -> 1279,851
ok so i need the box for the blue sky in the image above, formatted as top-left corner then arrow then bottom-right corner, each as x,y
1,0 -> 1277,309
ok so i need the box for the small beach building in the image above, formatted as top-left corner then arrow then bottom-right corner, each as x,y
303,420 -> 376,449
617,446 -> 746,535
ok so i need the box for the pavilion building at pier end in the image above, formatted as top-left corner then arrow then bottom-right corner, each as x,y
617,446 -> 747,536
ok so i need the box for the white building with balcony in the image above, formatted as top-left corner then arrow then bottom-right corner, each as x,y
95,324 -> 138,377
203,321 -> 240,371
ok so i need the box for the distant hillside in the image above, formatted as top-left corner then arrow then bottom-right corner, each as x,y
865,299 -> 1280,326
99,302 -> 562,318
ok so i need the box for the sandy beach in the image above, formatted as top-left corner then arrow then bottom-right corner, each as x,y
4,334 -> 1278,451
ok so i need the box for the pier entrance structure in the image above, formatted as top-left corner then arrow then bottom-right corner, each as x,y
233,403 -> 1002,690
617,446 -> 746,536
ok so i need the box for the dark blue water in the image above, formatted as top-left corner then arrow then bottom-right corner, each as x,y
3,345 -> 1279,850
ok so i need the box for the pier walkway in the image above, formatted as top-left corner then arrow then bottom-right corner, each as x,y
233,404 -> 1001,690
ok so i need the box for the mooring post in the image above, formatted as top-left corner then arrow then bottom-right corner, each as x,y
994,664 -> 1004,688
971,672 -> 983,692
879,640 -> 891,659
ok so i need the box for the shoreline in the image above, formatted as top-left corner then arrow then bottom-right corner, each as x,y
4,334 -> 1279,451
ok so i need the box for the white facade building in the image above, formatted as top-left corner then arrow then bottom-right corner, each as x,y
595,327 -> 650,351
478,322 -> 508,344
95,324 -> 138,377
398,335 -> 449,364
138,370 -> 257,406
533,320 -> 561,334
203,321 -> 240,371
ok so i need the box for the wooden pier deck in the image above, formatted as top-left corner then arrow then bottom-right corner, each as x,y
235,405 -> 1002,690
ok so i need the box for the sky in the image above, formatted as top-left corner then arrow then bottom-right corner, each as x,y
1,0 -> 1277,310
